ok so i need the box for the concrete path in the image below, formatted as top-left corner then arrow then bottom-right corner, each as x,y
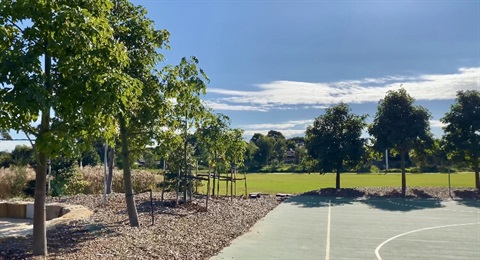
0,218 -> 33,238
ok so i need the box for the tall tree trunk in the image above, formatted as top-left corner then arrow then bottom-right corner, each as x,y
400,149 -> 406,196
212,150 -> 217,197
336,168 -> 341,190
119,115 -> 139,227
33,31 -> 52,256
33,148 -> 48,256
106,147 -> 114,194
473,156 -> 479,190
183,130 -> 188,203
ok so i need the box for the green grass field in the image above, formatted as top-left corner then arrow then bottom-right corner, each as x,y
197,172 -> 477,195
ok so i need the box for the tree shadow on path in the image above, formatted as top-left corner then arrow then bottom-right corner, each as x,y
285,188 -> 365,208
285,188 -> 444,212
453,189 -> 480,209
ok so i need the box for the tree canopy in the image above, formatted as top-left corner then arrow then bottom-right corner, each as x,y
441,90 -> 480,189
305,103 -> 366,189
369,88 -> 432,195
0,0 -> 132,255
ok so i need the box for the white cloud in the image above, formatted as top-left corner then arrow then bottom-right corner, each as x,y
240,119 -> 312,130
240,119 -> 311,139
429,120 -> 447,128
203,101 -> 268,112
210,67 -> 480,111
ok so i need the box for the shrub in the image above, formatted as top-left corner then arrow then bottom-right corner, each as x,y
409,167 -> 422,174
11,166 -> 31,197
79,166 -> 160,194
369,165 -> 380,173
80,166 -> 107,194
0,152 -> 12,168
24,179 -> 36,197
131,169 -> 158,192
51,163 -> 89,196
0,167 -> 35,199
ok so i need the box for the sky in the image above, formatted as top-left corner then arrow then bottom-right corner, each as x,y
1,0 -> 479,151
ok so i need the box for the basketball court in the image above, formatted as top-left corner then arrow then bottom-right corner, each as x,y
212,195 -> 480,260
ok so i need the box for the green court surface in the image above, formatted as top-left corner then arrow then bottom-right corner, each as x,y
211,196 -> 480,260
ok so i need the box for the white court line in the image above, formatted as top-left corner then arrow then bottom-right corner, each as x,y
375,222 -> 480,260
325,199 -> 331,260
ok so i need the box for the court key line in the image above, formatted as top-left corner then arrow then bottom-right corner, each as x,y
375,222 -> 480,260
325,199 -> 331,260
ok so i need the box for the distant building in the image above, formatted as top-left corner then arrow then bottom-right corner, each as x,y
134,158 -> 146,167
285,149 -> 296,164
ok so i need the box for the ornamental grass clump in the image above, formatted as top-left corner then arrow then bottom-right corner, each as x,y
79,166 -> 160,194
0,166 -> 35,199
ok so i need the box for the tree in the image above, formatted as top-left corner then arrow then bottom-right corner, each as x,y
80,146 -> 101,167
409,138 -> 446,172
225,128 -> 247,169
441,90 -> 480,189
267,130 -> 287,165
244,140 -> 260,170
224,128 -> 247,197
105,0 -> 167,227
251,134 -> 274,168
0,151 -> 12,168
188,133 -> 209,168
1,129 -> 11,140
197,113 -> 230,197
11,145 -> 34,166
286,137 -> 305,150
106,0 -> 208,226
267,130 -> 285,140
0,0 -> 131,255
369,88 -> 432,196
306,103 -> 366,189
166,57 -> 209,202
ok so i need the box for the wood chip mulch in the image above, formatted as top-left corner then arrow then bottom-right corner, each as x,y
0,192 -> 279,260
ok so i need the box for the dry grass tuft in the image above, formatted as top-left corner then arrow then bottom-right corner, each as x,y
0,167 -> 35,199
80,166 -> 161,194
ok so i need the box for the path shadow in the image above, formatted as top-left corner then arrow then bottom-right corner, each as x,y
302,188 -> 366,198
284,195 -> 354,208
361,198 -> 443,212
0,222 -> 117,259
453,190 -> 480,208
287,188 -> 445,212
285,188 -> 365,208
453,189 -> 480,199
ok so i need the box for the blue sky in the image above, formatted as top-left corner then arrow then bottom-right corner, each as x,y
1,0 -> 479,151
147,0 -> 479,138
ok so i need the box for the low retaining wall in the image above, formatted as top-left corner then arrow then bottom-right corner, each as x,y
0,202 -> 92,225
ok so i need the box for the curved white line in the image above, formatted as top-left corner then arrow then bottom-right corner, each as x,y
375,222 -> 480,260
